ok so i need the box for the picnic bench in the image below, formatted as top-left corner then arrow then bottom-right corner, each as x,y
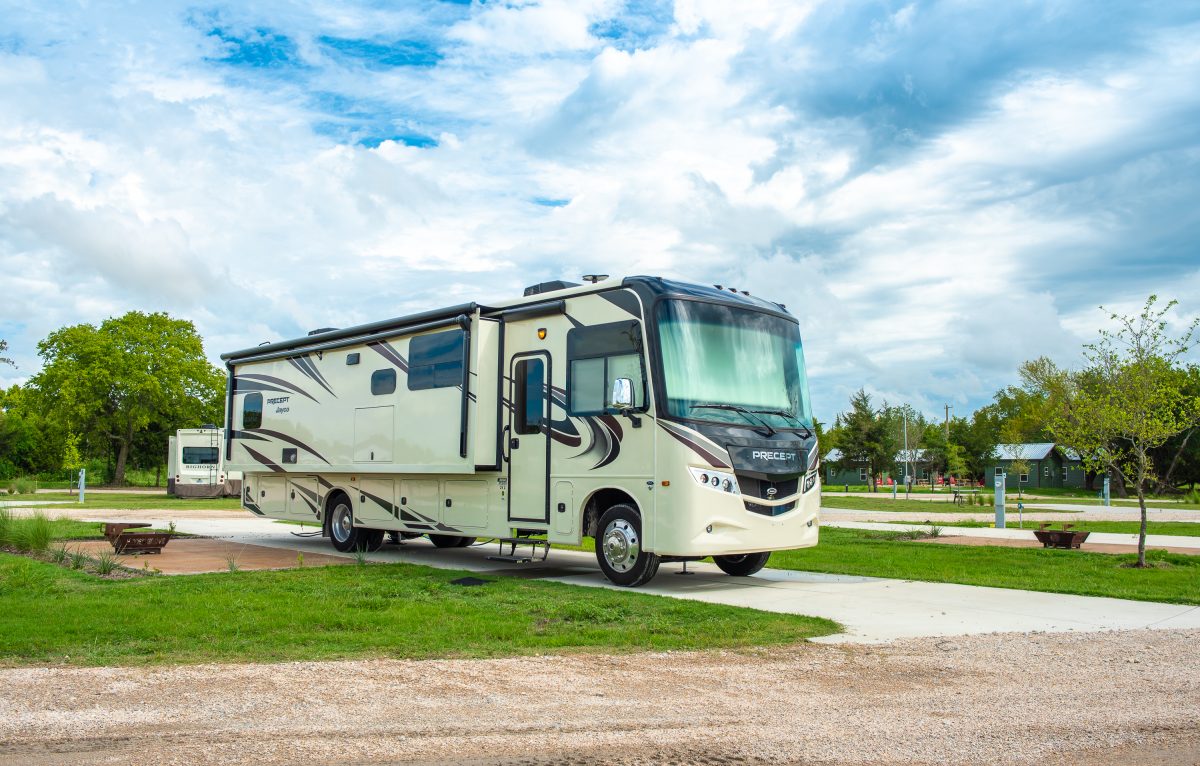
103,522 -> 173,554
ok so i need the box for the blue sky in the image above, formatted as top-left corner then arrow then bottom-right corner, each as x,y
1,0 -> 1198,424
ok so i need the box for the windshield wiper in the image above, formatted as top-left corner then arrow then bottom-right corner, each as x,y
690,403 -> 776,436
750,409 -> 813,439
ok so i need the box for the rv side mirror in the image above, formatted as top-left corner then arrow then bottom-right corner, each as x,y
609,378 -> 634,411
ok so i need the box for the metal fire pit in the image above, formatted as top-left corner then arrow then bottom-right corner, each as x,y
1033,523 -> 1090,549
103,522 -> 173,554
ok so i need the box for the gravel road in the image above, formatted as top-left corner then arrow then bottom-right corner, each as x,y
2,628 -> 1197,766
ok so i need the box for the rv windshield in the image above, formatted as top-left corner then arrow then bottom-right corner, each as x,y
656,300 -> 813,430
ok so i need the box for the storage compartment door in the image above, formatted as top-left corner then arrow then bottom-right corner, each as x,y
354,406 -> 394,462
444,480 -> 489,530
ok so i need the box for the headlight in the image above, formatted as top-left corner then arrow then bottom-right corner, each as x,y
689,467 -> 740,494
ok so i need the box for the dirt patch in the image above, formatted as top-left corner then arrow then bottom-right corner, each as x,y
65,538 -> 352,574
917,535 -> 1200,556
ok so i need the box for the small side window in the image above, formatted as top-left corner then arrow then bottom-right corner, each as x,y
514,358 -> 545,435
371,369 -> 397,396
243,393 -> 263,429
995,467 -> 1003,476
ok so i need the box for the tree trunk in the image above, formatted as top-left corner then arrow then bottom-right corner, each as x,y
113,440 -> 129,486
1136,482 -> 1148,568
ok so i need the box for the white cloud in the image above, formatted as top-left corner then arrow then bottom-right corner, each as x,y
1,0 -> 1198,425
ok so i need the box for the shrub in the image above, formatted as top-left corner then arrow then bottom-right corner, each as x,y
0,507 -> 10,544
94,551 -> 118,575
10,513 -> 52,552
49,545 -> 69,565
1185,488 -> 1200,505
70,550 -> 87,570
7,477 -> 37,495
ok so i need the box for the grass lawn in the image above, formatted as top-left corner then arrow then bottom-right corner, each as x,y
1022,497 -> 1200,510
819,495 -> 1040,514
768,527 -> 1199,604
22,492 -> 242,511
878,519 -> 1200,537
0,553 -> 838,667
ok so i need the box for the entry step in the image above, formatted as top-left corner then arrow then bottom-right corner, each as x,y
486,537 -> 550,564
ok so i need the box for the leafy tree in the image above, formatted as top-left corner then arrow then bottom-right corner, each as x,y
832,389 -> 897,492
27,312 -> 224,486
948,414 -> 997,482
0,339 -> 13,368
1023,296 -> 1200,567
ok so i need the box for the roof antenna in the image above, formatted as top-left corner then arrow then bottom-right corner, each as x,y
581,274 -> 608,284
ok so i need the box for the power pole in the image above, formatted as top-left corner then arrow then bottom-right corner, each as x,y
944,403 -> 952,440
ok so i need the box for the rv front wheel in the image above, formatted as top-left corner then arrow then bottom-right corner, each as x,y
595,504 -> 659,587
713,552 -> 771,577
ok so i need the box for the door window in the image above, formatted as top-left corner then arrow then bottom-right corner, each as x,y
514,358 -> 545,435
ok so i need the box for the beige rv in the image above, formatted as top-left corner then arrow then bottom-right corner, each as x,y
168,427 -> 242,498
221,276 -> 819,586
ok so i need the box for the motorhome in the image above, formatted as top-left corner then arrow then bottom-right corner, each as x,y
221,276 -> 819,586
168,427 -> 242,498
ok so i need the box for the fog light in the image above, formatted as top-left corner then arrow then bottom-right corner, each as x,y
722,479 -> 732,492
710,475 -> 720,487
700,473 -> 709,484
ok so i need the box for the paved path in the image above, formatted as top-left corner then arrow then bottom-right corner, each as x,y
134,515 -> 1200,645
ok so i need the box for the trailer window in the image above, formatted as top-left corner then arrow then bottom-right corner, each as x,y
371,369 -> 397,395
408,329 -> 465,390
243,393 -> 263,429
182,447 -> 219,465
514,358 -> 545,435
566,320 -> 646,415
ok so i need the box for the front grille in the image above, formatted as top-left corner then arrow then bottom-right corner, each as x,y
744,499 -> 796,517
737,475 -> 799,500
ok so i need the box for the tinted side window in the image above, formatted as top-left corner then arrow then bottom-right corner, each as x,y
243,393 -> 263,429
566,320 -> 645,415
408,329 -> 465,390
514,358 -> 545,435
371,368 -> 397,395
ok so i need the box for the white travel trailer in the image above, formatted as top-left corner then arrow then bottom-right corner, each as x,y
168,427 -> 242,498
221,276 -> 819,586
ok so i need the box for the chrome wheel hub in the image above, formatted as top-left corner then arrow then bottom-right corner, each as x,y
602,519 -> 639,573
333,505 -> 352,542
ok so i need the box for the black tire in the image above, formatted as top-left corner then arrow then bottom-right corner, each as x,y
428,534 -> 472,548
454,536 -> 477,548
360,528 -> 385,552
713,552 -> 771,577
595,504 -> 659,587
328,498 -> 360,553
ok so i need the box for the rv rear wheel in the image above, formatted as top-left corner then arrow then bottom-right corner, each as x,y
713,552 -> 771,577
595,504 -> 659,587
360,529 -> 385,553
428,534 -> 474,548
329,500 -> 358,552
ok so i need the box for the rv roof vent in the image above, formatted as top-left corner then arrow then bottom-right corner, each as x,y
523,280 -> 581,297
201,423 -> 217,429
581,274 -> 609,284
308,327 -> 339,336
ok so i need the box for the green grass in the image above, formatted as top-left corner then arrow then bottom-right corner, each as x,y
768,527 -> 1200,604
26,492 -> 242,511
0,553 -> 838,667
819,495 -> 1036,514
878,519 -> 1200,537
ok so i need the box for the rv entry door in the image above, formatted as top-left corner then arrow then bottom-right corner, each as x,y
507,352 -> 550,524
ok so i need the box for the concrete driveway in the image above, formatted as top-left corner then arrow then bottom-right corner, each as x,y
150,515 -> 1200,645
